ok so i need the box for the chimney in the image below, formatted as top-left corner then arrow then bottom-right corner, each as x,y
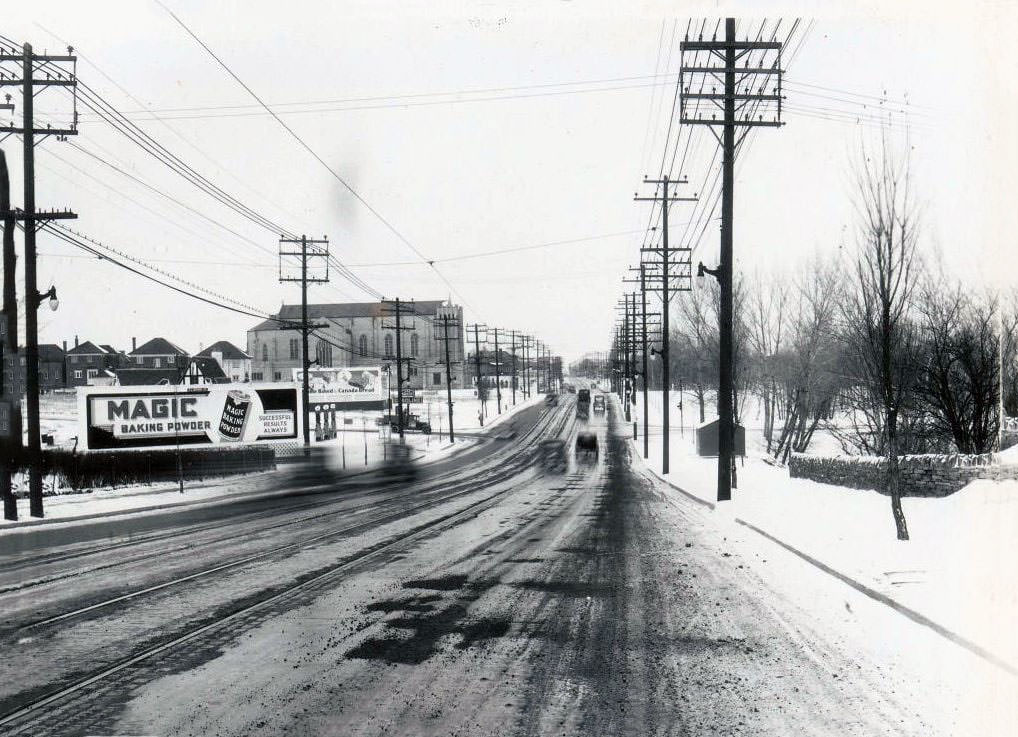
74,335 -> 79,348
132,336 -> 137,351
62,340 -> 67,352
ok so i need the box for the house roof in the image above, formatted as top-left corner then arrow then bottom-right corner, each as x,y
195,340 -> 251,361
130,337 -> 188,356
187,356 -> 229,381
99,344 -> 119,355
115,367 -> 184,386
66,340 -> 109,356
249,300 -> 449,332
38,344 -> 65,362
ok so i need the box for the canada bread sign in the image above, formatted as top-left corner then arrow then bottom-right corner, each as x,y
79,384 -> 302,451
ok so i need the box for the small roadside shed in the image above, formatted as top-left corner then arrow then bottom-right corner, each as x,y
695,418 -> 746,457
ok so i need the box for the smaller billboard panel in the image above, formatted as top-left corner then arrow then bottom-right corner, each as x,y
293,366 -> 386,410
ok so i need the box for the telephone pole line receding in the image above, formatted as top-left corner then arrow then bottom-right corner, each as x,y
492,327 -> 502,415
681,17 -> 784,502
382,298 -> 417,440
1,42 -> 79,518
635,175 -> 697,476
279,234 -> 329,452
467,323 -> 487,424
434,306 -> 461,443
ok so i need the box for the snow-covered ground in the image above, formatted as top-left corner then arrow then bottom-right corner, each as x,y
626,389 -> 1018,670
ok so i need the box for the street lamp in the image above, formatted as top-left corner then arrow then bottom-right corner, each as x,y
33,286 -> 58,311
696,261 -> 721,287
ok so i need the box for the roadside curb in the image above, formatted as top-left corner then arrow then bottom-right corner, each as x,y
627,436 -> 1018,677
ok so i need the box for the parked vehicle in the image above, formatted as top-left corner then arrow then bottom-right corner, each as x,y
592,395 -> 606,414
545,393 -> 559,407
382,413 -> 432,434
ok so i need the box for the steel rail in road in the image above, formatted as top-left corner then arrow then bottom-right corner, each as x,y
0,403 -> 577,734
10,401 -> 572,631
0,402 -> 558,593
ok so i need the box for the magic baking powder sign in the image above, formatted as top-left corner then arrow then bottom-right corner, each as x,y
80,384 -> 301,450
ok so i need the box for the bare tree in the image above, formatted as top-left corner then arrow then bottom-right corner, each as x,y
745,268 -> 789,454
771,257 -> 843,463
841,134 -> 921,541
674,284 -> 714,423
916,275 -> 1003,454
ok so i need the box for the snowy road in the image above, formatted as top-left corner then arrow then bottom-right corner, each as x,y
1,399 -> 1013,736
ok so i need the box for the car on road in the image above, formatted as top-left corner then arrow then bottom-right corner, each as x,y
545,393 -> 559,407
538,438 -> 567,473
575,430 -> 598,460
592,395 -> 605,414
382,413 -> 432,434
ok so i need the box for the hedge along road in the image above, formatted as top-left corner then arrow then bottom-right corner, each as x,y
3,399 -> 1011,736
0,400 -> 552,560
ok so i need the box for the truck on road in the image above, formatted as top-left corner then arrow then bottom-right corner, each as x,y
576,388 -> 590,419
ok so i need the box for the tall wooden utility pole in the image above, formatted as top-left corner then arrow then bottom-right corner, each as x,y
467,323 -> 487,423
509,330 -> 518,406
520,334 -> 531,400
382,298 -> 416,441
0,149 -> 21,521
681,18 -> 784,501
434,306 -> 460,443
1,42 -> 79,517
279,235 -> 329,452
492,327 -> 502,414
635,175 -> 697,475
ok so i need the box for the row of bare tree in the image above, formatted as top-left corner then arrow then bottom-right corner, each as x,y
663,135 -> 1017,540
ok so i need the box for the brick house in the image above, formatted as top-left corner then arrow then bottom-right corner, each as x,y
128,337 -> 189,370
65,339 -> 122,387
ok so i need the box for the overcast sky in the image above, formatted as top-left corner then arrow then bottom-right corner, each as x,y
2,0 -> 1015,362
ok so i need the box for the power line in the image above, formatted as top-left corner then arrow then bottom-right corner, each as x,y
155,2 -> 480,319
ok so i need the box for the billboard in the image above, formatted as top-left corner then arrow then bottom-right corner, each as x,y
79,384 -> 302,451
292,366 -> 386,410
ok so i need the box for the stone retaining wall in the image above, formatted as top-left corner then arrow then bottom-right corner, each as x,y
788,452 -> 1018,498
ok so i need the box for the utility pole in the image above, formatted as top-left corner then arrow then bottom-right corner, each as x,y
640,265 -> 649,457
509,330 -> 518,406
279,235 -> 329,453
1,43 -> 79,517
434,307 -> 460,443
382,298 -> 416,441
635,176 -> 697,475
521,334 -> 531,399
682,18 -> 784,501
468,323 -> 487,423
492,327 -> 502,414
0,149 -> 21,521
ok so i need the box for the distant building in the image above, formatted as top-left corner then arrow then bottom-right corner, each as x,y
246,301 -> 466,390
37,344 -> 66,392
65,339 -> 122,387
195,340 -> 251,383
128,337 -> 189,370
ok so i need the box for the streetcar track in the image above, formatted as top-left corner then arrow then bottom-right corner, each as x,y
0,406 -> 556,596
9,403 -> 572,633
0,402 -> 576,732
